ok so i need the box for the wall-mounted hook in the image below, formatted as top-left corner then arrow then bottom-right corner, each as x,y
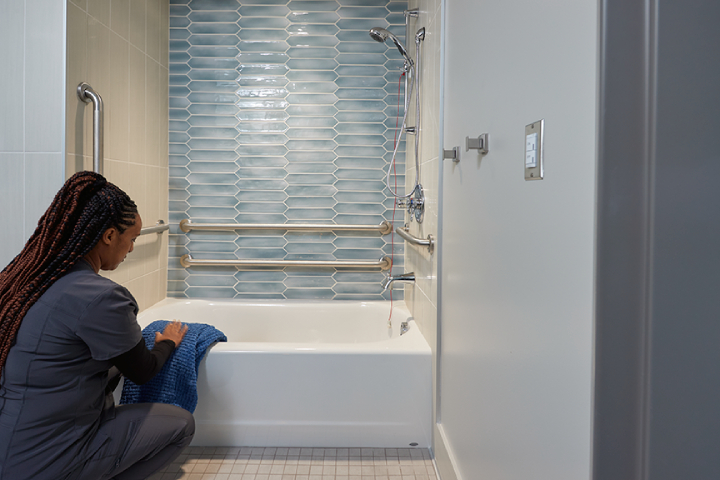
466,133 -> 489,155
443,147 -> 460,163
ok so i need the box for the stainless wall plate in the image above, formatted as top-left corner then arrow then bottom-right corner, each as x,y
525,119 -> 544,180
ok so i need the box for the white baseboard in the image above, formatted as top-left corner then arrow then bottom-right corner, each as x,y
434,423 -> 462,480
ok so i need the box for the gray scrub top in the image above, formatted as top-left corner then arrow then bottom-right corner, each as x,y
0,260 -> 142,480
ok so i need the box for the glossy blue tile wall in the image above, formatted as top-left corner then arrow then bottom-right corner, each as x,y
169,0 -> 408,300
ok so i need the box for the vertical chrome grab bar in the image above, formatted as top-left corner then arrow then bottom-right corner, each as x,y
77,83 -> 104,175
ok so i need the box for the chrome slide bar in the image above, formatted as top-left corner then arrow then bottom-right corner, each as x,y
396,225 -> 435,254
180,254 -> 393,271
179,219 -> 393,235
139,220 -> 170,236
77,82 -> 104,174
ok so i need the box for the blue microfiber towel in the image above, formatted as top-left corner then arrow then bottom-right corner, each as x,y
120,320 -> 227,413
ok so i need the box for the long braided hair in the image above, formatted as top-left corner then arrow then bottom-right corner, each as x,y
0,171 -> 138,375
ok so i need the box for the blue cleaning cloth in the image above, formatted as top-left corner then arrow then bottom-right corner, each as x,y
120,320 -> 227,413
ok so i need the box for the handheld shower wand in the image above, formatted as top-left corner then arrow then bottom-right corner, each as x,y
369,26 -> 417,200
368,27 -> 414,69
368,25 -> 425,211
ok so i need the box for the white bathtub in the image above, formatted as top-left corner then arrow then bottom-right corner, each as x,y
134,298 -> 432,448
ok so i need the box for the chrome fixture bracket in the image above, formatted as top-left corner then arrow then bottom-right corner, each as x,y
466,133 -> 489,155
443,147 -> 460,163
404,8 -> 419,18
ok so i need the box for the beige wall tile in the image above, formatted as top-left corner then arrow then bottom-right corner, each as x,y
139,230 -> 162,273
159,167 -> 169,212
123,275 -> 145,310
146,0 -> 160,63
100,182 -> 131,286
65,2 -> 89,161
88,0 -> 111,27
104,157 -> 130,190
156,268 -> 168,306
145,57 -> 161,166
128,0 -> 146,52
147,270 -> 160,307
145,165 -> 162,223
107,32 -> 129,163
69,0 -> 87,11
159,66 -> 169,164
67,0 -> 169,310
65,153 -> 84,177
159,0 -> 169,69
125,163 -> 148,214
128,46 -> 146,164
110,0 -> 130,40
123,245 -> 146,281
87,17 -> 110,93
405,0 -> 441,318
102,263 -> 130,285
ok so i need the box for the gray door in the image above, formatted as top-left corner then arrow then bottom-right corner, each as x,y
593,1 -> 720,479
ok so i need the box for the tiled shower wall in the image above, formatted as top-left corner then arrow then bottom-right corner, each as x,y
403,0 -> 441,462
168,0 -> 409,300
66,0 -> 170,312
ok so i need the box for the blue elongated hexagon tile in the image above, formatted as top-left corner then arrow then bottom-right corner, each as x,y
169,0 -> 409,300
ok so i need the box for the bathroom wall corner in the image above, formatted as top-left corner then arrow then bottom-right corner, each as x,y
405,0 -> 443,462
67,0 -> 170,310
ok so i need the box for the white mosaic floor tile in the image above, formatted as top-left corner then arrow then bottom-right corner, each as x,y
148,446 -> 438,480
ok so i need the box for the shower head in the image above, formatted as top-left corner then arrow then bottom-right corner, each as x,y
368,26 -> 390,43
368,27 -> 414,67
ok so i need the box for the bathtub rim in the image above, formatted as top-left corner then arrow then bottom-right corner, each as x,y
138,297 -> 430,354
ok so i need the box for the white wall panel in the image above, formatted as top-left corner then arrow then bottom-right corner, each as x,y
437,0 -> 598,478
0,1 -> 25,153
0,154 -> 26,269
0,0 -> 65,270
24,153 -> 65,238
25,0 -> 65,153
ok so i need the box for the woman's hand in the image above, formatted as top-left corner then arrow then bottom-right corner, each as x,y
155,320 -> 188,348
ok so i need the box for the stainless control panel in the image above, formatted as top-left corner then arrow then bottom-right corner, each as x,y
525,119 -> 544,180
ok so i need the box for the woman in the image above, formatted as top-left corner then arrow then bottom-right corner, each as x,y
0,172 -> 194,480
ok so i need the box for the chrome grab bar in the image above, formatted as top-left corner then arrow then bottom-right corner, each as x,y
396,225 -> 435,254
179,219 -> 393,235
139,220 -> 169,236
77,83 -> 104,174
180,254 -> 393,271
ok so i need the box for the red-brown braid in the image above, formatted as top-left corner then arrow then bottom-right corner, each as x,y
0,171 -> 137,376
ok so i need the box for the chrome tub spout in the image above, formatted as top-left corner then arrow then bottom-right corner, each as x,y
381,272 -> 415,291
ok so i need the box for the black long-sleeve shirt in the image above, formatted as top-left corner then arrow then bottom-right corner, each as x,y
110,339 -> 175,385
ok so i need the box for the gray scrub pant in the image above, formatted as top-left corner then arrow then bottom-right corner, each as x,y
71,402 -> 195,480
